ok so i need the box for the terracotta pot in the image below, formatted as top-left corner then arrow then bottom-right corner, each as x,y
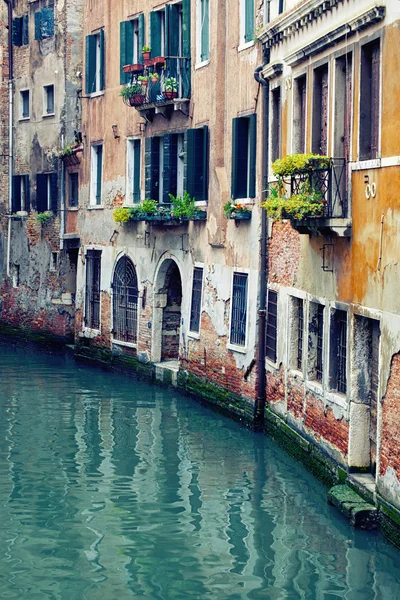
129,94 -> 146,106
142,51 -> 151,61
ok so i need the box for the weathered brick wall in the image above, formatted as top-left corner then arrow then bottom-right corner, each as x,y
269,220 -> 301,286
380,353 -> 400,478
304,393 -> 349,456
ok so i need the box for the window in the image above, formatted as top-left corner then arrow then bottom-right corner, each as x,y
127,139 -> 141,204
150,8 -> 166,58
145,128 -> 208,203
198,0 -> 210,62
334,54 -> 352,162
293,75 -> 307,153
12,15 -> 29,46
329,309 -> 347,394
189,267 -> 203,333
289,297 -> 304,371
20,90 -> 30,119
360,39 -> 380,160
90,144 -> 103,206
231,114 -> 256,199
278,0 -> 284,14
308,302 -> 324,382
12,175 -> 30,213
50,252 -> 58,272
34,7 -> 54,41
312,64 -> 329,155
36,173 -> 57,212
112,256 -> 138,343
44,85 -> 54,115
230,273 -> 248,347
271,87 -> 281,162
120,16 -> 144,84
85,250 -> 101,330
85,30 -> 105,94
241,0 -> 254,45
69,173 -> 79,207
266,290 -> 278,362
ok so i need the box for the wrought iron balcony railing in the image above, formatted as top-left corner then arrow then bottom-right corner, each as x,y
289,157 -> 348,219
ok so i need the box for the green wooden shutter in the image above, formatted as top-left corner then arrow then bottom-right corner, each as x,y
34,11 -> 42,41
99,29 -> 105,91
245,0 -> 254,43
133,140 -> 141,204
120,21 -> 134,84
201,0 -> 209,61
12,176 -> 21,213
36,174 -> 47,212
22,15 -> 29,45
145,137 -> 160,200
24,175 -> 30,212
186,126 -> 208,200
248,114 -> 256,198
50,172 -> 58,212
231,118 -> 249,199
12,18 -> 22,46
96,147 -> 103,204
138,14 -> 145,64
182,0 -> 191,97
162,134 -> 178,203
85,35 -> 96,94
150,11 -> 162,58
41,7 -> 54,39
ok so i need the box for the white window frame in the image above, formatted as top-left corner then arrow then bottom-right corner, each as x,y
90,143 -> 103,207
239,0 -> 254,52
188,263 -> 204,338
196,0 -> 210,67
20,89 -> 30,120
227,269 -> 250,353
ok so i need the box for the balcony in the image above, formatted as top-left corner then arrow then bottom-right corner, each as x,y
121,57 -> 191,122
289,158 -> 351,237
265,156 -> 351,237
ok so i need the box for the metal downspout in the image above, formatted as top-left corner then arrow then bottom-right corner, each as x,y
4,0 -> 13,279
253,46 -> 270,429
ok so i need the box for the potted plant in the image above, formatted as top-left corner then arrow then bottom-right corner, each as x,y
123,64 -> 144,74
142,46 -> 151,61
163,77 -> 178,99
223,201 -> 251,220
150,72 -> 159,83
36,211 -> 53,225
138,75 -> 148,87
120,82 -> 146,106
141,198 -> 158,218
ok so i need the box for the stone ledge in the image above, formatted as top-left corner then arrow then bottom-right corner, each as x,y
328,484 -> 378,529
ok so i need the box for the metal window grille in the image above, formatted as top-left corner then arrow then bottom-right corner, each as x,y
316,304 -> 324,382
337,311 -> 347,394
297,299 -> 304,370
266,290 -> 278,362
189,267 -> 203,333
230,273 -> 248,346
112,256 -> 138,343
85,250 -> 101,329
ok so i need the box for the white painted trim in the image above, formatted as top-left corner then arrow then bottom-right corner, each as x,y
227,269 -> 250,352
112,339 -> 138,350
188,263 -> 205,336
195,59 -> 210,70
238,40 -> 254,53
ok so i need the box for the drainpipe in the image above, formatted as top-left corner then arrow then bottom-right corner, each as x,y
253,44 -> 270,430
60,134 -> 65,250
4,0 -> 13,279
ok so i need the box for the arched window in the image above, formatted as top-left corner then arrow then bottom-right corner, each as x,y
112,256 -> 138,343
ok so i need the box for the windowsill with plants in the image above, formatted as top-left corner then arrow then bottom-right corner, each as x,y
113,193 -> 207,224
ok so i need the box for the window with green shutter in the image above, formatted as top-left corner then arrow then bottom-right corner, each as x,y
36,173 -> 57,212
200,0 -> 209,62
90,145 -> 103,205
34,7 -> 54,41
120,17 -> 144,85
186,126 -> 208,200
86,31 -> 105,94
127,139 -> 141,204
243,0 -> 254,44
145,138 -> 160,201
12,175 -> 30,213
231,115 -> 256,199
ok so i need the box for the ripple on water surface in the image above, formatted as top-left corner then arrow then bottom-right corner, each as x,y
1,343 -> 400,599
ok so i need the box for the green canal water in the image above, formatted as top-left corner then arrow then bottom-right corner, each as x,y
1,343 -> 400,599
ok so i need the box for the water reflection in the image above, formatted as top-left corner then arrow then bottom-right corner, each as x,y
0,343 -> 400,599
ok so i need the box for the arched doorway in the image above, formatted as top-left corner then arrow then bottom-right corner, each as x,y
152,258 -> 182,363
112,256 -> 138,343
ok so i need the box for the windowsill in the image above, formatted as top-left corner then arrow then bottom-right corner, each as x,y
351,159 -> 381,171
67,206 -> 79,211
187,331 -> 200,340
194,200 -> 207,207
325,390 -> 348,409
19,116 -> 30,122
42,112 -> 55,118
88,205 -> 104,210
195,58 -> 210,70
81,327 -> 100,338
89,91 -> 105,99
112,339 -> 138,350
15,210 -> 28,217
231,198 -> 255,205
227,342 -> 248,354
306,380 -> 324,395
288,368 -> 304,381
238,40 -> 254,52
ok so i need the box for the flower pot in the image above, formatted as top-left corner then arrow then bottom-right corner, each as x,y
230,211 -> 251,220
142,51 -> 151,61
163,91 -> 175,99
140,80 -> 148,87
150,77 -> 159,84
153,56 -> 165,66
123,64 -> 143,74
128,94 -> 146,106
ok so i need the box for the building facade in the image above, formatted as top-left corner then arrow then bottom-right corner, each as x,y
0,0 -> 83,342
258,0 -> 400,513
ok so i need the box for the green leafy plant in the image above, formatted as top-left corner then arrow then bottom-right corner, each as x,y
36,211 -> 52,225
223,200 -> 251,218
263,180 -> 324,221
120,82 -> 143,99
163,77 -> 178,92
142,46 -> 151,53
56,142 -> 80,159
138,75 -> 148,83
272,153 -> 331,177
141,198 -> 158,214
169,191 -> 196,218
113,207 -> 134,223
150,72 -> 159,81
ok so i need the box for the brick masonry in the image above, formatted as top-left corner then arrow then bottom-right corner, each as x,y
380,353 -> 400,478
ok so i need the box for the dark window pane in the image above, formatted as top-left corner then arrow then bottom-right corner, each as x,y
189,267 -> 203,333
230,273 -> 248,346
266,290 -> 278,361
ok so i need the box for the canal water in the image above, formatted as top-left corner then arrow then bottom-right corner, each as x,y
1,344 -> 400,599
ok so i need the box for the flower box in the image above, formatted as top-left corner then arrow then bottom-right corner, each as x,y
229,211 -> 251,220
128,94 -> 146,106
123,64 -> 144,74
152,56 -> 165,66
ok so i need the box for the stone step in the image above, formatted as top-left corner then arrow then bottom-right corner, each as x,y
328,484 -> 378,529
153,360 -> 179,386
